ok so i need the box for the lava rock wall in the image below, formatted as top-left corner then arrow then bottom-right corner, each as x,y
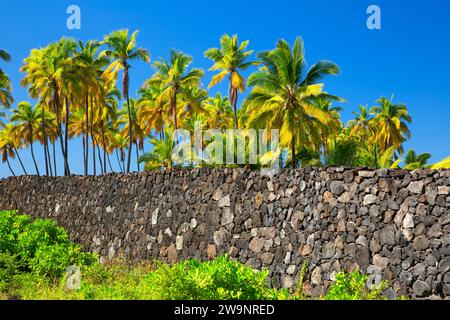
0,167 -> 449,299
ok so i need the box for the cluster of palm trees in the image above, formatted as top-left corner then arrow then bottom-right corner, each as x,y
0,32 -> 448,177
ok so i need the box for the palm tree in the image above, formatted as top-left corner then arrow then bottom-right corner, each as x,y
325,138 -> 359,166
146,50 -> 203,135
0,49 -> 11,78
139,134 -> 176,172
20,39 -> 76,175
74,40 -> 110,175
0,73 -> 13,108
10,102 -> 41,175
244,37 -> 341,168
0,50 -> 10,62
101,29 -> 150,173
203,92 -> 234,130
137,83 -> 170,140
0,108 -> 25,175
371,96 -> 411,154
403,149 -> 431,170
348,105 -> 375,144
0,49 -> 13,108
0,129 -> 17,176
178,86 -> 208,121
205,34 -> 256,129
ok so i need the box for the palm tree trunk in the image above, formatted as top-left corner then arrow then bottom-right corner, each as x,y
13,146 -> 28,176
229,78 -> 239,130
53,89 -> 70,176
54,108 -> 69,175
6,156 -> 16,177
52,141 -> 57,176
84,94 -> 89,176
90,103 -> 96,176
82,135 -> 86,172
29,127 -> 40,176
171,91 -> 179,145
135,141 -> 140,172
107,152 -> 114,173
46,141 -> 53,176
124,66 -> 133,174
94,136 -> 103,175
64,96 -> 70,174
102,126 -> 107,174
121,150 -> 125,173
57,121 -> 68,175
116,149 -> 123,173
41,107 -> 49,176
92,139 -> 96,176
291,136 -> 296,169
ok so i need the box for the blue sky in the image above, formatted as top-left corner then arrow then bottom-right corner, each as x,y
1,0 -> 449,177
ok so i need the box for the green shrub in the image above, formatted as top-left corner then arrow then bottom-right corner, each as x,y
324,271 -> 387,300
143,256 -> 287,300
0,252 -> 20,292
0,210 -> 97,279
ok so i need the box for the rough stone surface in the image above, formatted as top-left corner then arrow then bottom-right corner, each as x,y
0,167 -> 448,300
413,280 -> 431,297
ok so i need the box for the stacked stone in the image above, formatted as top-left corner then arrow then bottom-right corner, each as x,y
0,167 -> 448,299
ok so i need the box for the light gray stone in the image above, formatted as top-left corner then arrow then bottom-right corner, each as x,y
408,181 -> 424,194
363,194 -> 378,206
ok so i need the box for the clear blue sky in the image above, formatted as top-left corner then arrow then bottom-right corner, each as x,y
1,0 -> 449,177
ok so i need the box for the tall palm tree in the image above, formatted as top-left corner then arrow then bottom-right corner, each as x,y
20,39 -> 76,175
372,96 -> 411,154
244,37 -> 341,168
146,50 -> 203,135
74,40 -> 110,175
10,102 -> 41,175
101,29 -> 150,173
205,34 -> 256,129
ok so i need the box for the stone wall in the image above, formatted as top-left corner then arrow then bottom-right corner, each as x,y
0,167 -> 449,299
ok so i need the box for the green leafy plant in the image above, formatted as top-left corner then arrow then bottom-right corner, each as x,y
0,210 -> 97,279
143,256 -> 286,300
324,271 -> 387,300
291,260 -> 309,300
